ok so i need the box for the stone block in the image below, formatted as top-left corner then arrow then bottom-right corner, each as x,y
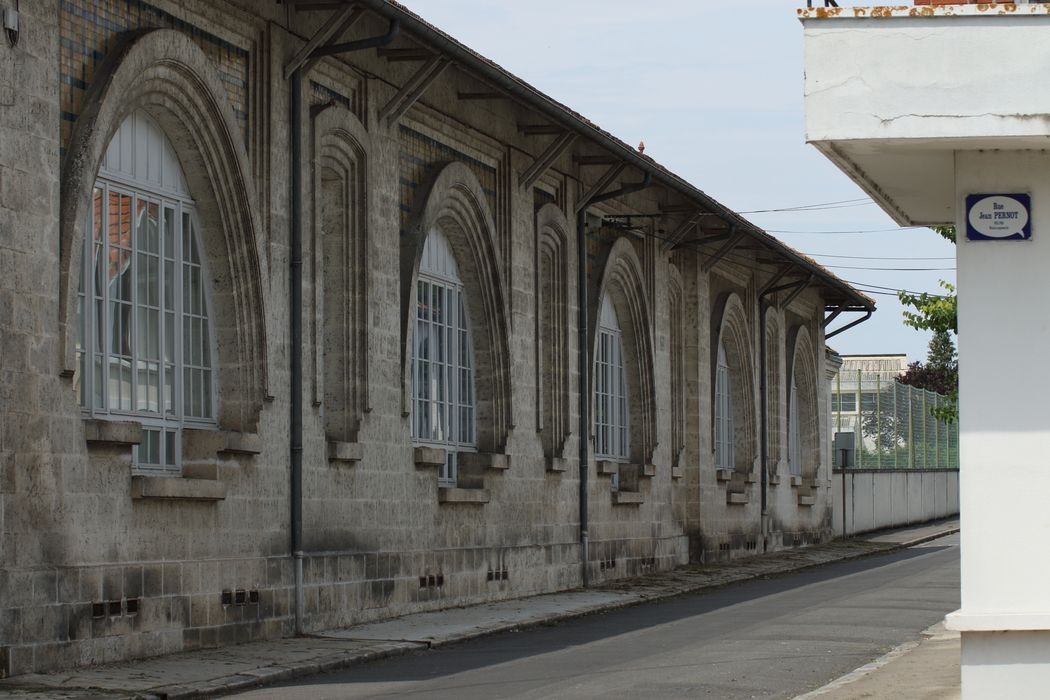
413,446 -> 446,468
726,491 -> 748,505
130,476 -> 226,501
328,440 -> 363,464
83,419 -> 142,446
437,487 -> 490,505
612,491 -> 644,506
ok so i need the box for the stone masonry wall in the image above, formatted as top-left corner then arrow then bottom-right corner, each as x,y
0,0 -> 836,676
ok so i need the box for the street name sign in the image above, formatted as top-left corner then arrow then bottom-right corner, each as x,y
966,193 -> 1031,241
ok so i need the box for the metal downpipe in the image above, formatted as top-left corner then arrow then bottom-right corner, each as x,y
290,67 -> 305,635
288,17 -> 400,637
576,172 -> 652,588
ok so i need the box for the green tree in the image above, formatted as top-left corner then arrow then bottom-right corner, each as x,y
897,226 -> 958,421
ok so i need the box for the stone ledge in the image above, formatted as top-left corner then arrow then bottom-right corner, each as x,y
596,460 -> 620,476
437,487 -> 490,504
769,472 -> 781,486
220,431 -> 262,456
328,441 -> 363,465
131,476 -> 226,501
414,446 -> 446,468
546,456 -> 567,473
726,491 -> 748,505
715,468 -> 733,482
183,428 -> 261,458
638,463 -> 656,478
797,494 -> 816,507
789,475 -> 803,487
612,491 -> 644,506
458,452 -> 510,471
84,419 -> 142,447
671,465 -> 684,480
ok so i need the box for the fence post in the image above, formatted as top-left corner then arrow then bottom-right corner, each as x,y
908,384 -> 914,468
876,373 -> 882,469
856,369 -> 863,466
893,380 -> 899,469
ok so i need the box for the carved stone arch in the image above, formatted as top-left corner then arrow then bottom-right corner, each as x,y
311,104 -> 370,444
667,263 -> 687,468
60,28 -> 268,432
535,203 -> 571,461
402,161 -> 513,452
787,323 -> 821,484
711,292 -> 757,478
593,238 -> 657,465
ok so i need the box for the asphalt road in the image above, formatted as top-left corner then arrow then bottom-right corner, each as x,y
229,534 -> 959,700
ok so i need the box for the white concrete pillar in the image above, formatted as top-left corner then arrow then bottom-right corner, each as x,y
948,149 -> 1050,698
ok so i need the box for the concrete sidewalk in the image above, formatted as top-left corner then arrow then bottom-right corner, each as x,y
794,621 -> 960,700
0,519 -> 959,700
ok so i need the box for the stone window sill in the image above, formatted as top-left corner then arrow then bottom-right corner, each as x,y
789,475 -> 803,487
715,468 -> 733,482
84,419 -> 143,447
596,460 -> 621,476
458,452 -> 510,471
131,475 -> 226,501
612,491 -> 644,506
726,491 -> 748,505
183,428 -> 261,458
328,440 -> 363,465
414,446 -> 446,468
438,487 -> 490,504
671,465 -> 684,480
769,472 -> 781,486
745,472 -> 759,484
639,463 -> 656,478
797,494 -> 816,507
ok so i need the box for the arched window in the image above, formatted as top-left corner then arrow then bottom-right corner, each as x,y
715,341 -> 735,471
75,110 -> 215,474
595,295 -> 629,462
789,375 -> 802,476
412,227 -> 476,486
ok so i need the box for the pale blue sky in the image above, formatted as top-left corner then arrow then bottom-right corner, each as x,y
407,1 -> 957,362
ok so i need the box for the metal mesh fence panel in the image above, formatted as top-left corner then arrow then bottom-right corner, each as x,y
833,371 -> 957,470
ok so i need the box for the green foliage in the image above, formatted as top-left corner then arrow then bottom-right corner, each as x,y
926,329 -> 957,371
898,280 -> 957,334
896,227 -> 959,421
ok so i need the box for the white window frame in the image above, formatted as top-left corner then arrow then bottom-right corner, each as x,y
75,113 -> 217,476
789,375 -> 803,476
714,341 -> 735,471
595,296 -> 629,490
411,228 -> 477,487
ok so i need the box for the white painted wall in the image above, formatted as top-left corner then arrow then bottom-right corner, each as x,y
831,469 -> 958,537
802,9 -> 1050,697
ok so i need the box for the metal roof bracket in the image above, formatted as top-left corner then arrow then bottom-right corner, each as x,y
519,131 -> 576,190
701,226 -> 745,273
378,55 -> 452,127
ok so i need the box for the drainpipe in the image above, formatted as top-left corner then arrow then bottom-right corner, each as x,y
576,172 -> 651,587
759,298 -> 769,527
288,17 -> 399,637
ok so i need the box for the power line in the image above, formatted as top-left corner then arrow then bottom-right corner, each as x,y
738,198 -> 874,214
804,253 -> 955,261
824,265 -> 956,272
766,226 -> 929,235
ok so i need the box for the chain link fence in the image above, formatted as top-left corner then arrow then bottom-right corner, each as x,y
831,370 -> 959,469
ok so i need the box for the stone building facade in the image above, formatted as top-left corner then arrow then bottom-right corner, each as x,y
0,0 -> 873,676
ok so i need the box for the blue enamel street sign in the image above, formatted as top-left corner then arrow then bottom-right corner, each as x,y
966,193 -> 1031,241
